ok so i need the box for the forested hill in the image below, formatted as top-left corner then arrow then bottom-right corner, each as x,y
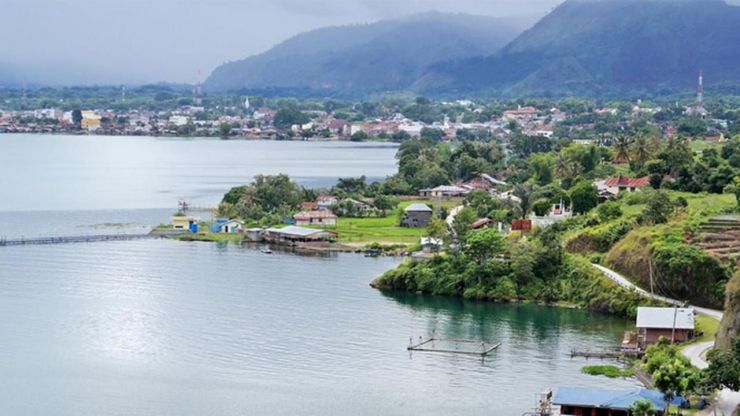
419,0 -> 740,97
203,12 -> 526,93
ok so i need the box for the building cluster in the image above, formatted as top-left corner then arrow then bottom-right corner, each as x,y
0,94 -> 728,143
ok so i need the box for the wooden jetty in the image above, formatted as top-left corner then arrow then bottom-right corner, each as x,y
569,348 -> 644,359
0,232 -> 185,247
408,337 -> 502,356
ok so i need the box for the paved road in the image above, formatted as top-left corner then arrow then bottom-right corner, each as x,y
591,263 -> 737,416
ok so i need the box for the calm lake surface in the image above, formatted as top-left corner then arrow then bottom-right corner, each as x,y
0,135 -> 638,415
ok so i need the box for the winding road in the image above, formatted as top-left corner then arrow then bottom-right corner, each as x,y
590,263 -> 738,416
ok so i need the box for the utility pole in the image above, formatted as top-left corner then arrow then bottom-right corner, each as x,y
648,256 -> 654,295
670,305 -> 678,345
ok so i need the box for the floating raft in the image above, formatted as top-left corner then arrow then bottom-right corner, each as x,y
407,337 -> 502,356
569,348 -> 644,359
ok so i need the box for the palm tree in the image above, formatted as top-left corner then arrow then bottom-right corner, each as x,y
513,183 -> 537,219
567,161 -> 584,179
612,134 -> 632,163
632,133 -> 653,169
552,154 -> 571,180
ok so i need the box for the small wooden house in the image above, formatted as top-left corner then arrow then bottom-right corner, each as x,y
293,210 -> 337,226
636,307 -> 695,346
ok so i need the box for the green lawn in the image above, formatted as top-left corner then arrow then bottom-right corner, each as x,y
319,216 -> 427,244
680,314 -> 720,351
689,139 -> 725,152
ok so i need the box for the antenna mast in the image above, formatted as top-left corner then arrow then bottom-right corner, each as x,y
697,69 -> 703,111
196,69 -> 203,106
22,78 -> 28,108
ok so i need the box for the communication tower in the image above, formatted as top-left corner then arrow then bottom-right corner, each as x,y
195,69 -> 203,106
22,77 -> 28,108
121,85 -> 126,103
697,69 -> 703,110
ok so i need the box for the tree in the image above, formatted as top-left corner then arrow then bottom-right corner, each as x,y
632,133 -> 654,170
612,134 -> 632,163
653,357 -> 692,412
568,181 -> 598,215
642,191 -> 674,224
724,176 -> 740,206
219,122 -> 232,137
426,219 -> 447,240
336,176 -> 366,194
464,227 -> 505,266
72,109 -> 83,126
629,399 -> 657,416
596,200 -> 622,222
449,206 -> 478,247
513,183 -> 537,219
705,336 -> 740,392
532,199 -> 551,217
372,195 -> 398,217
273,106 -> 309,129
351,131 -> 369,142
215,202 -> 237,219
222,185 -> 248,205
391,130 -> 411,142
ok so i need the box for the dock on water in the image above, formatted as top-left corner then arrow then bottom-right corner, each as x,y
0,232 -> 185,247
569,348 -> 644,360
407,337 -> 502,356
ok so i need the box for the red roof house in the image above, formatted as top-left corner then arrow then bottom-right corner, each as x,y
604,175 -> 649,194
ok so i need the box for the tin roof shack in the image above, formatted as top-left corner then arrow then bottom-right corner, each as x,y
401,204 -> 433,228
293,210 -> 337,226
265,226 -> 337,243
553,387 -> 671,416
636,307 -> 695,346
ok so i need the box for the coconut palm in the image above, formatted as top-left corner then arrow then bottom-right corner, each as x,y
513,183 -> 537,219
552,154 -> 571,180
612,134 -> 632,163
631,133 -> 654,169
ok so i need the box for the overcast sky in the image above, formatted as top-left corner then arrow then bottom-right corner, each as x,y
1,0 -> 564,85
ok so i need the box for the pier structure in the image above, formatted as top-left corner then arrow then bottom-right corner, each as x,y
0,232 -> 185,247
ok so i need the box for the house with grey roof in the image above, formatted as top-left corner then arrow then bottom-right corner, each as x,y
401,204 -> 433,228
636,307 -> 695,346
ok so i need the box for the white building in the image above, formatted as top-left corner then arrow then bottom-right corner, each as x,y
169,115 -> 189,127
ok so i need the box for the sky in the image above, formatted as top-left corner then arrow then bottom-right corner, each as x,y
0,0 -> 565,85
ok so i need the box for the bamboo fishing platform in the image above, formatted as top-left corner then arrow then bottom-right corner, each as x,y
407,337 -> 502,356
0,232 -> 185,247
569,348 -> 644,359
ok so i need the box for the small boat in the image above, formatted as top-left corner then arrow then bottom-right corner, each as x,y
261,249 -> 273,254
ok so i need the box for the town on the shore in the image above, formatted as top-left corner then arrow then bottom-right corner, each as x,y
0,95 -> 729,144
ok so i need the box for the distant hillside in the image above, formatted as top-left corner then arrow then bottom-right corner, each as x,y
420,0 -> 740,97
204,12 -> 527,93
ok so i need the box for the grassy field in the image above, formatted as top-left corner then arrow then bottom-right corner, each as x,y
679,314 -> 720,351
320,216 -> 427,244
689,139 -> 725,152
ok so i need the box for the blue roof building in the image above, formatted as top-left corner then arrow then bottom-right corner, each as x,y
553,387 -> 680,416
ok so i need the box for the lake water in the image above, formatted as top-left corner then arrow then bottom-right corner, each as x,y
0,135 -> 639,415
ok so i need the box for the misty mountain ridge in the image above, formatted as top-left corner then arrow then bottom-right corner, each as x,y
420,0 -> 740,97
203,12 -> 530,92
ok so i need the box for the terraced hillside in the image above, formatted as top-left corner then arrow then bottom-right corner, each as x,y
693,216 -> 740,264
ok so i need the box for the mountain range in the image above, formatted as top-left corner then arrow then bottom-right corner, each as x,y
206,0 -> 740,98
421,0 -> 740,97
203,12 -> 529,93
